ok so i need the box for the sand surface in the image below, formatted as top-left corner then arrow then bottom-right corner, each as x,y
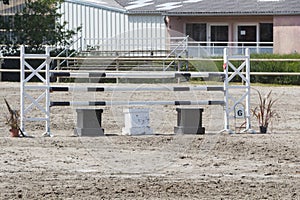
0,82 -> 299,199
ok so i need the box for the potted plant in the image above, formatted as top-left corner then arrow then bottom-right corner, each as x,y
4,98 -> 22,137
251,89 -> 278,133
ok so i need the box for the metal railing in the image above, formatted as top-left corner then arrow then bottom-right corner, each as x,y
163,36 -> 189,71
187,41 -> 273,57
83,37 -> 168,57
53,37 -> 83,70
1,56 -> 299,74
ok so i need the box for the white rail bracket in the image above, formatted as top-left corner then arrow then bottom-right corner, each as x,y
20,46 -> 52,136
222,48 -> 254,134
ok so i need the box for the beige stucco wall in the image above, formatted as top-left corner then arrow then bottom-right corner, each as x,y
168,15 -> 300,55
274,16 -> 300,54
168,16 -> 273,42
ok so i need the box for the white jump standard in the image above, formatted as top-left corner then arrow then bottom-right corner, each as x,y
20,47 -> 253,136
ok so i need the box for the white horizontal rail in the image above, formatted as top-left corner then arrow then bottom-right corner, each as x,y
23,117 -> 50,122
2,68 -> 300,76
2,56 -> 300,62
188,41 -> 273,45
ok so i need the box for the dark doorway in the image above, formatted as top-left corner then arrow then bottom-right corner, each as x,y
211,25 -> 228,46
238,25 -> 257,46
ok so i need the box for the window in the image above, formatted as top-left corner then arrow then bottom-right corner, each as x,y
186,23 -> 207,44
211,25 -> 228,46
238,25 -> 257,46
260,23 -> 273,46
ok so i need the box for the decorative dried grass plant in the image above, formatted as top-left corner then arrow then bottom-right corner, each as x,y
4,98 -> 20,130
251,89 -> 278,132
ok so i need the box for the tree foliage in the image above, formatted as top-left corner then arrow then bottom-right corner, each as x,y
1,0 -> 81,54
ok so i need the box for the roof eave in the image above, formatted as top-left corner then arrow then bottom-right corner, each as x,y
126,10 -> 165,15
165,11 -> 300,17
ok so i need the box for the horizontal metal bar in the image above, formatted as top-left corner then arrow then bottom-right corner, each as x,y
24,117 -> 49,122
23,54 -> 49,59
249,72 -> 300,76
25,85 -> 49,90
18,56 -> 297,62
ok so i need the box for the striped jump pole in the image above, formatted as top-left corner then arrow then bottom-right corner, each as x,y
50,100 -> 225,107
51,71 -> 225,79
45,85 -> 224,92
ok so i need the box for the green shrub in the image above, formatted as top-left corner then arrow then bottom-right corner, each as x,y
250,53 -> 300,85
188,53 -> 300,85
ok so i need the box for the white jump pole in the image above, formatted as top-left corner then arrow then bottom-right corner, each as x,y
51,71 -> 225,79
50,100 -> 225,107
43,85 -> 224,92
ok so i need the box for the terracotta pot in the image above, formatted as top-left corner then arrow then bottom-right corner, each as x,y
259,126 -> 268,134
9,128 -> 19,137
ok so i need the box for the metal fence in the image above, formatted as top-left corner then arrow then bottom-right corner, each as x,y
187,41 -> 273,57
82,38 -> 273,57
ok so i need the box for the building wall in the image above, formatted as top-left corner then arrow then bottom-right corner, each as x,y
274,15 -> 300,54
59,1 -> 167,51
168,16 -> 273,42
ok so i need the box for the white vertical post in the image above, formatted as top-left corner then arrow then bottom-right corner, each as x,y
45,47 -> 51,136
223,48 -> 231,132
245,48 -> 252,130
20,46 -> 26,134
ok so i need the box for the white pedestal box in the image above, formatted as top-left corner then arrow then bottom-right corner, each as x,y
122,108 -> 153,135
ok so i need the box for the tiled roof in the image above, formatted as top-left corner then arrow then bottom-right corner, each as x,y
115,0 -> 300,15
66,0 -> 125,12
0,0 -> 126,15
3,0 -> 298,16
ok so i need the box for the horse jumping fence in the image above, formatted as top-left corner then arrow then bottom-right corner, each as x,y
20,46 -> 253,136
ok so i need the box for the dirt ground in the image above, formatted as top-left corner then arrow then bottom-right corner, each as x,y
0,82 -> 299,199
